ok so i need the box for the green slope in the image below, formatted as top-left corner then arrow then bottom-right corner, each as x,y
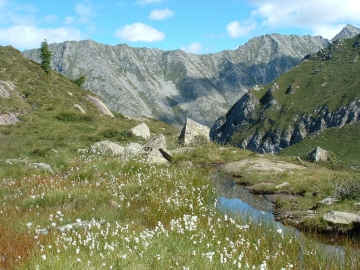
227,35 -> 360,164
0,45 -> 177,172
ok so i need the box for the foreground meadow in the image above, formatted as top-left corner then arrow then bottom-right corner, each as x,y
1,149 -> 358,270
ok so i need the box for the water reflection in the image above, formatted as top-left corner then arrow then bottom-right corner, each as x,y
212,172 -> 346,262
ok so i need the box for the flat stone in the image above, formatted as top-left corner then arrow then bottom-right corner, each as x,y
318,197 -> 338,205
323,211 -> 360,225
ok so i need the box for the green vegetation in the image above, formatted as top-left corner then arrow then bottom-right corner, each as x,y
0,45 -> 359,269
228,35 -> 360,165
40,40 -> 52,75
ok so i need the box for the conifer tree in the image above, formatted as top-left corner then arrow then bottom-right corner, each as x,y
40,39 -> 52,75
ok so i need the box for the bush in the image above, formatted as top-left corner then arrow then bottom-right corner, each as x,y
333,174 -> 360,200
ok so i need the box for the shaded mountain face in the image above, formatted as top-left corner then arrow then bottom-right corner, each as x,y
210,35 -> 360,155
331,24 -> 360,42
23,34 -> 330,127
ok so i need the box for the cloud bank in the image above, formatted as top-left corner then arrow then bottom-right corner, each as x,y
115,22 -> 165,42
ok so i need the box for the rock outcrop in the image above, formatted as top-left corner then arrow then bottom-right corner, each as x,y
210,34 -> 360,154
323,211 -> 360,225
129,123 -> 151,140
23,33 -> 331,127
306,146 -> 333,162
0,113 -> 19,125
178,118 -> 210,146
85,95 -> 114,117
331,24 -> 360,42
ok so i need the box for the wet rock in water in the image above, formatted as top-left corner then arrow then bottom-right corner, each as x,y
129,123 -> 150,140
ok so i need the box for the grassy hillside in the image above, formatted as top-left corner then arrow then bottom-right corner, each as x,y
0,45 -> 177,173
229,35 -> 360,164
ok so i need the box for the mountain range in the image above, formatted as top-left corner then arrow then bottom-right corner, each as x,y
210,33 -> 360,163
23,31 -> 336,127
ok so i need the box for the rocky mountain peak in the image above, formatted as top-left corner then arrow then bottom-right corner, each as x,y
331,24 -> 360,42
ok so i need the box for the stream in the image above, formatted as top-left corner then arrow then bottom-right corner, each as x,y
211,173 -> 347,262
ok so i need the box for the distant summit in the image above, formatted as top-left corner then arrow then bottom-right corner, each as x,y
331,24 -> 360,42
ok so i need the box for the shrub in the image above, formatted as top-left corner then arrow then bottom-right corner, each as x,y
333,174 -> 360,200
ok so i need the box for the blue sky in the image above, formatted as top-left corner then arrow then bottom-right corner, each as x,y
0,0 -> 359,53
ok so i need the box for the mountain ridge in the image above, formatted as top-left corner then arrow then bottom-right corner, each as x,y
210,34 -> 360,162
23,34 -> 331,127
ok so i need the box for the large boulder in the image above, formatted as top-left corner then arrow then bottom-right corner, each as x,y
123,142 -> 145,158
129,123 -> 150,140
178,118 -> 210,146
144,134 -> 167,151
323,210 -> 360,225
146,149 -> 170,165
85,95 -> 114,117
0,113 -> 19,125
306,146 -> 333,162
90,140 -> 124,155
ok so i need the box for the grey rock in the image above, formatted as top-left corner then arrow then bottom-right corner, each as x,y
353,202 -> 360,208
73,104 -> 86,114
0,113 -> 19,125
306,146 -> 332,162
178,118 -> 210,146
90,140 -> 124,156
123,142 -> 145,158
144,134 -> 167,151
318,197 -> 339,205
57,220 -> 100,232
323,210 -> 360,225
129,123 -> 150,140
146,149 -> 170,165
275,182 -> 290,190
23,34 -> 330,127
331,24 -> 360,42
85,95 -> 114,117
0,80 -> 15,98
31,163 -> 55,174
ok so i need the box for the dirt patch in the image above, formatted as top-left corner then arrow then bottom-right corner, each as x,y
219,158 -> 306,174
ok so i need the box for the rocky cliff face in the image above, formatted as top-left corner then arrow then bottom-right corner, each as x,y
331,24 -> 360,42
23,34 -> 330,127
211,34 -> 360,154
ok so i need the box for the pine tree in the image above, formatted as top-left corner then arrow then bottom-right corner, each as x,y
40,39 -> 52,75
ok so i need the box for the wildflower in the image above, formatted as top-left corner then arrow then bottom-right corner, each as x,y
42,254 -> 46,260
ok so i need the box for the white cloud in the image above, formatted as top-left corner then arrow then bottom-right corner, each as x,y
135,0 -> 163,6
226,21 -> 257,38
148,8 -> 174,20
75,3 -> 96,24
248,0 -> 360,38
115,22 -> 165,42
0,25 -> 83,49
181,42 -> 202,54
312,24 -> 346,40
